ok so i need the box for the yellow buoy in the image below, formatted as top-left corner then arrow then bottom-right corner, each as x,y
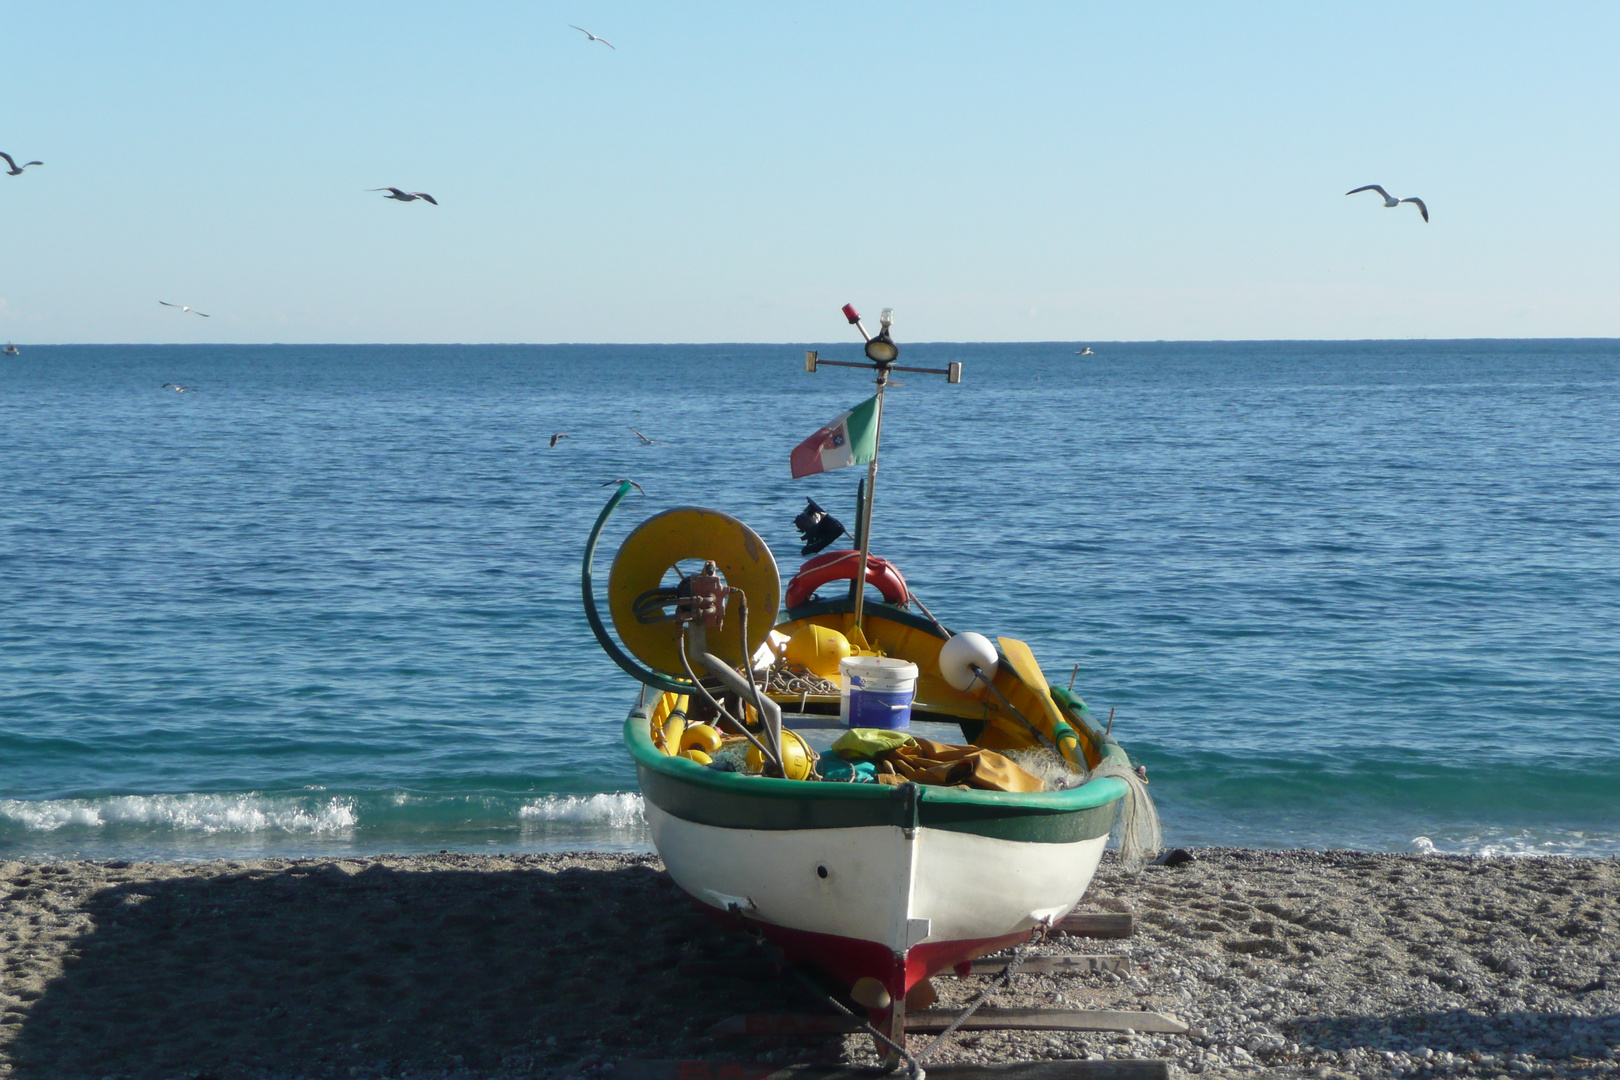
683,748 -> 713,765
746,728 -> 816,781
784,625 -> 852,679
679,723 -> 723,755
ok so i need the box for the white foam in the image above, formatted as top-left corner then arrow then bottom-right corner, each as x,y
518,792 -> 645,829
1406,828 -> 1610,858
0,793 -> 358,834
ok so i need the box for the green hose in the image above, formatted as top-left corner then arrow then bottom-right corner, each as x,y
581,481 -> 694,694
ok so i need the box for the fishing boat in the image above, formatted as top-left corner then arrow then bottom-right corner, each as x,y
2,343 -> 18,356
581,306 -> 1155,1058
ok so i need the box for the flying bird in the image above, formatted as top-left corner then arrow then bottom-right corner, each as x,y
1,152 -> 43,176
602,479 -> 645,495
368,188 -> 438,205
162,383 -> 197,392
159,301 -> 210,317
1346,184 -> 1429,222
549,433 -> 570,447
570,25 -> 615,49
629,427 -> 661,445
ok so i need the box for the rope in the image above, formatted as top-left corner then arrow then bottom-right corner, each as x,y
765,666 -> 840,697
733,908 -> 926,1080
781,962 -> 926,1080
905,588 -> 953,641
913,925 -> 1046,1064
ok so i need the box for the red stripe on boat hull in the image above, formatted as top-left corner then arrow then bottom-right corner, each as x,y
702,901 -> 1031,1028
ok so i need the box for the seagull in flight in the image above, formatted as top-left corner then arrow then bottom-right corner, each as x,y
570,25 -> 615,49
0,152 -> 43,176
549,433 -> 570,447
369,188 -> 438,205
1346,184 -> 1429,222
602,479 -> 645,495
629,427 -> 661,445
159,301 -> 210,317
162,383 -> 197,392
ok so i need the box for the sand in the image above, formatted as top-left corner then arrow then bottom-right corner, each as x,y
0,850 -> 1615,1079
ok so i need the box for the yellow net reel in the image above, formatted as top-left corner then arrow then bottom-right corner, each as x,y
606,507 -> 780,678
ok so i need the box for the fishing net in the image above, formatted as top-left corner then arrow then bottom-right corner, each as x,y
1088,753 -> 1161,872
1004,746 -> 1087,791
1004,744 -> 1159,869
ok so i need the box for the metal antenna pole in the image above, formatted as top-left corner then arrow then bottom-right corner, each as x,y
851,366 -> 888,632
806,303 -> 961,636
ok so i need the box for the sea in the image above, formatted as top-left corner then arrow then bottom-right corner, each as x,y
2,341 -> 1617,862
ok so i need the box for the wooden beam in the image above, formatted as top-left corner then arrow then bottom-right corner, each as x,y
618,1061 -> 1172,1080
707,1008 -> 1187,1038
1054,912 -> 1133,939
951,954 -> 1127,976
679,953 -> 1129,982
912,1008 -> 1186,1036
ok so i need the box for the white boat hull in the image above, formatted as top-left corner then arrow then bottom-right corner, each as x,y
645,801 -> 1107,956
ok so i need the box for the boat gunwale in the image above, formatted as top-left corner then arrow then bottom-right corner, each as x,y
623,708 -> 1131,813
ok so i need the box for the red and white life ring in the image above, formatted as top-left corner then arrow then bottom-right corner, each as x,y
785,550 -> 909,609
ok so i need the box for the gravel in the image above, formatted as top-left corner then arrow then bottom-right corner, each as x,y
0,848 -> 1615,1079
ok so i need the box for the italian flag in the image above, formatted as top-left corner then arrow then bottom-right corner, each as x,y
790,395 -> 879,478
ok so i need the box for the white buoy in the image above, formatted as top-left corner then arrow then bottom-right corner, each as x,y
938,632 -> 998,692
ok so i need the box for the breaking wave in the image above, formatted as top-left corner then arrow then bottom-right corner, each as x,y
1409,829 -> 1617,859
518,792 -> 644,828
0,787 -> 654,860
0,792 -> 358,835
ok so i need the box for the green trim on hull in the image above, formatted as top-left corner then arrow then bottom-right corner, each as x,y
915,799 -> 1119,844
781,596 -> 943,637
626,712 -> 1127,844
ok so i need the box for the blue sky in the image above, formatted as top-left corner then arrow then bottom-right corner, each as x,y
2,2 -> 1616,343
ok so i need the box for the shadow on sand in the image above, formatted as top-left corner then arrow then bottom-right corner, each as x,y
8,858 -> 840,1080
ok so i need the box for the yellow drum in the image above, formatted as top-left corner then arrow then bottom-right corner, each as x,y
679,723 -> 723,755
784,625 -> 852,678
607,507 -> 780,677
746,729 -> 816,781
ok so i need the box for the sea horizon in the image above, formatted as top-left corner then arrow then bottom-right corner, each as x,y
8,336 -> 1620,348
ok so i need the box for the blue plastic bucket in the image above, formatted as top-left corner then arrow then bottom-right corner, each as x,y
839,657 -> 920,730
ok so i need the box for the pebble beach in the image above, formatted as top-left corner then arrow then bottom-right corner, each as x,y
1,849 -> 1615,1080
